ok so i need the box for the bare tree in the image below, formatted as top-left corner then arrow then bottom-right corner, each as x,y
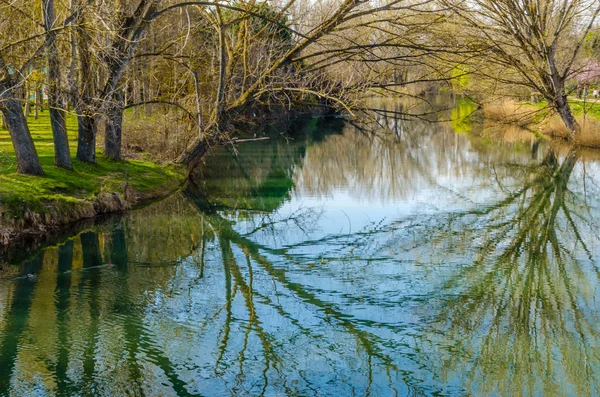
170,0 -> 439,168
0,68 -> 44,175
42,0 -> 73,169
0,4 -> 44,175
68,0 -> 160,163
443,0 -> 600,135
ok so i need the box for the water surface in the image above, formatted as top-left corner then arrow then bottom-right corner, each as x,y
1,100 -> 600,396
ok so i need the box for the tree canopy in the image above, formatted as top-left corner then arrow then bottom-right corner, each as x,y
0,0 -> 598,175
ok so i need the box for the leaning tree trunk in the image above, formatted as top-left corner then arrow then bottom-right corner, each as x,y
177,136 -> 211,170
176,119 -> 233,171
76,114 -> 97,163
104,92 -> 124,161
547,47 -> 579,137
43,0 -> 73,169
0,99 -> 44,175
554,94 -> 579,136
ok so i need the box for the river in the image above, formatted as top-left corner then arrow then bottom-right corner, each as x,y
1,97 -> 600,396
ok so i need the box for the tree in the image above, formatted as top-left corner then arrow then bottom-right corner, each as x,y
68,0 -> 160,163
0,4 -> 44,175
173,0 -> 440,168
443,0 -> 600,135
0,75 -> 44,175
42,0 -> 73,169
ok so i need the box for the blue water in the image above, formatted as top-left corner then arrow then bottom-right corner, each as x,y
1,105 -> 600,396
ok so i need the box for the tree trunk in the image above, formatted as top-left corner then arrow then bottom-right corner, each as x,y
24,100 -> 31,120
76,114 -> 97,163
43,0 -> 73,169
214,25 -> 227,121
143,76 -> 152,116
176,121 -> 227,170
34,90 -> 39,120
133,77 -> 141,119
38,87 -> 44,112
73,11 -> 97,165
50,108 -> 72,169
554,95 -> 579,136
144,26 -> 154,117
547,44 -> 579,137
104,92 -> 124,161
177,131 -> 212,170
0,99 -> 44,175
192,71 -> 203,138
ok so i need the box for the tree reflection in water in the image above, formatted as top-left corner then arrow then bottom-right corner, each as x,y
0,106 -> 600,395
417,148 -> 600,395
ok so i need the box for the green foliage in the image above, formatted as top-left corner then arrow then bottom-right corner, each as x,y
584,31 -> 600,58
450,64 -> 470,90
568,100 -> 600,118
451,97 -> 478,134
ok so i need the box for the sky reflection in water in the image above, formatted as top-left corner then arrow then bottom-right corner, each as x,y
1,98 -> 600,396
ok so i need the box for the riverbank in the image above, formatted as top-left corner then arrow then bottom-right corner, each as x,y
482,98 -> 600,147
0,112 -> 186,247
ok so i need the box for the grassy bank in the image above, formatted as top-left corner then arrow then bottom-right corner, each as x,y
526,97 -> 600,119
0,111 -> 186,245
482,98 -> 600,147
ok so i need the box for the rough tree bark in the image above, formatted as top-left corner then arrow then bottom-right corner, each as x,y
70,0 -> 160,163
43,0 -> 73,169
104,91 -> 125,161
554,94 -> 579,135
0,50 -> 43,175
0,99 -> 44,175
548,46 -> 579,135
73,9 -> 97,164
76,114 -> 98,163
176,127 -> 213,170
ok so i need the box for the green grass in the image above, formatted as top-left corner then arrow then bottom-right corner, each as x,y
0,110 -> 185,221
525,98 -> 600,120
566,99 -> 600,119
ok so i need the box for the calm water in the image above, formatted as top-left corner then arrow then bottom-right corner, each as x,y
1,98 -> 600,396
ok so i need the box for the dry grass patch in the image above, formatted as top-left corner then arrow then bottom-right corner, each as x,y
539,116 -> 573,139
120,109 -> 196,162
539,115 -> 600,147
483,100 -> 540,127
575,120 -> 600,148
483,100 -> 600,148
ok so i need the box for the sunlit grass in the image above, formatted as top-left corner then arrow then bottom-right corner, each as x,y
0,110 -> 185,218
483,99 -> 600,147
526,98 -> 600,120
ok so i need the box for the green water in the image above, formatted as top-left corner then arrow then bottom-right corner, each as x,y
1,100 -> 600,396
